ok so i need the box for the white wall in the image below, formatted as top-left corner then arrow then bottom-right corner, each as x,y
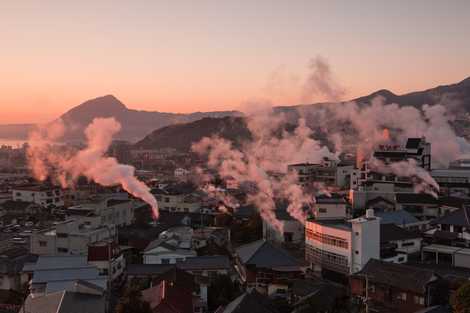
351,215 -> 380,273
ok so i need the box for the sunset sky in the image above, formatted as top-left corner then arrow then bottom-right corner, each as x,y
1,0 -> 470,124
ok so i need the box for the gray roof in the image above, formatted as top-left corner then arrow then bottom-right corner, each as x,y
380,224 -> 421,243
375,210 -> 419,225
355,259 -> 437,294
221,289 -> 278,313
45,279 -> 107,294
32,267 -> 101,284
177,255 -> 230,271
127,264 -> 175,276
23,255 -> 89,272
236,240 -> 300,268
431,207 -> 470,227
22,290 -> 105,313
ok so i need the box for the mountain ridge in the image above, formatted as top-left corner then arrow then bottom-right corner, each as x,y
1,76 -> 469,142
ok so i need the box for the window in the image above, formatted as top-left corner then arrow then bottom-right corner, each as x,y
355,232 -> 359,236
370,284 -> 376,293
402,242 -> 414,247
57,247 -> 68,253
319,208 -> 327,213
397,292 -> 407,301
355,250 -> 359,255
414,295 -> 424,305
306,229 -> 348,249
161,259 -> 170,264
164,197 -> 170,203
39,241 -> 47,247
57,233 -> 68,238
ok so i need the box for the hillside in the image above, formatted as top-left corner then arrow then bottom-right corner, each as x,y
134,116 -> 252,151
135,76 -> 470,151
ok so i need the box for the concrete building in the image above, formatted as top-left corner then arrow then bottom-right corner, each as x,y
263,203 -> 304,244
314,194 -> 348,220
30,219 -> 117,256
66,198 -> 135,227
143,226 -> 197,264
305,209 -> 380,275
288,158 -> 355,189
152,183 -> 203,213
12,185 -> 64,207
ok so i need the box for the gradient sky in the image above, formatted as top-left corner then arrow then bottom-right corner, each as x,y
1,0 -> 470,124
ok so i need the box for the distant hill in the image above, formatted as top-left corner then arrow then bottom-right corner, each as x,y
135,76 -> 470,151
57,95 -> 240,142
134,116 -> 252,151
1,76 -> 469,143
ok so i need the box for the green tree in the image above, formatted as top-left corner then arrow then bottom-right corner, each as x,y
208,275 -> 241,311
115,283 -> 152,313
452,281 -> 470,313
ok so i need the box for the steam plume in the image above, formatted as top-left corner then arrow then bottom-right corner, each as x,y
27,118 -> 159,218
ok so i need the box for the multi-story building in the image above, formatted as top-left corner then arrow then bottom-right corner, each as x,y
351,137 -> 433,211
288,158 -> 355,189
152,183 -> 202,213
305,209 -> 380,275
432,166 -> 470,198
87,241 -> 125,281
30,219 -> 117,256
66,198 -> 135,227
12,184 -> 64,207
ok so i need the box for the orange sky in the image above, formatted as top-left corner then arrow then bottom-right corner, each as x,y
1,1 -> 470,124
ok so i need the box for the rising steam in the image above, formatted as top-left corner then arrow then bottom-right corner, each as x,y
27,118 -> 159,218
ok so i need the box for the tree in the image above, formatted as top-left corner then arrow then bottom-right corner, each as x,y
115,283 -> 152,313
452,281 -> 470,313
208,274 -> 241,311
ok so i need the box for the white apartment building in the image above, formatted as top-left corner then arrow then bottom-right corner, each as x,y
12,185 -> 64,207
30,218 -> 117,256
305,209 -> 380,275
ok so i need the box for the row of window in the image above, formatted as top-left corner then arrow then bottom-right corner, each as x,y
306,229 -> 349,249
306,245 -> 349,269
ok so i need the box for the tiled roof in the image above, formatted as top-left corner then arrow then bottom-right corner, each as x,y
355,259 -> 437,294
176,255 -> 230,271
380,224 -> 421,243
375,210 -> 419,225
236,240 -> 300,268
22,290 -> 105,313
221,289 -> 278,313
431,207 -> 470,227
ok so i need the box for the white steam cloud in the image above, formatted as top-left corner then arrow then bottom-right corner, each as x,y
27,118 -> 159,218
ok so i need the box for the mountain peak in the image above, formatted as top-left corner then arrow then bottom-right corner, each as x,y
370,89 -> 396,98
60,94 -> 128,123
79,94 -> 127,110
